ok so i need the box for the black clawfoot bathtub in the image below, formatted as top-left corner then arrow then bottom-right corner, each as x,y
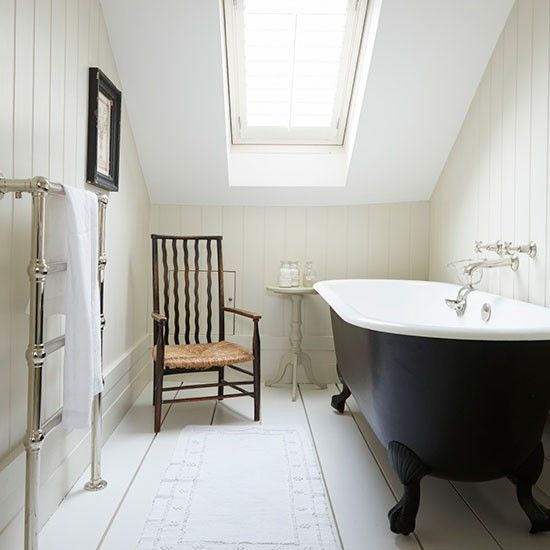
315,279 -> 550,536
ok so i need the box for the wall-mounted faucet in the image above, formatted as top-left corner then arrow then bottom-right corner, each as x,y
446,240 -> 537,316
463,254 -> 519,278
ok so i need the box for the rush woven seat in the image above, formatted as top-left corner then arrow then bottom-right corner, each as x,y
153,341 -> 253,370
151,234 -> 261,432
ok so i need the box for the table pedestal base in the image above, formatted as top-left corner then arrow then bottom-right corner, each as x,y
266,294 -> 327,401
267,350 -> 327,401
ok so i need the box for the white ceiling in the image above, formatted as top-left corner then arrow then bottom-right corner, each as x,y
101,0 -> 513,206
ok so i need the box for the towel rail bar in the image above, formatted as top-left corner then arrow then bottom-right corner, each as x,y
0,174 -> 108,550
48,261 -> 67,274
42,410 -> 62,436
43,335 -> 65,356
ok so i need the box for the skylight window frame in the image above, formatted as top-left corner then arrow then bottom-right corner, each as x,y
223,0 -> 368,147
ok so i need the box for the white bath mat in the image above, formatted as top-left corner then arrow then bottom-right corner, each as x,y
138,425 -> 341,550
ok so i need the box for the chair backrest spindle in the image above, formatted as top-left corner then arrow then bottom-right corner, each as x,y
183,239 -> 191,344
172,239 -> 180,345
206,240 -> 213,343
217,239 -> 225,341
161,239 -> 170,344
193,240 -> 200,343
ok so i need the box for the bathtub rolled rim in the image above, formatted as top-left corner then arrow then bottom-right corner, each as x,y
314,279 -> 550,341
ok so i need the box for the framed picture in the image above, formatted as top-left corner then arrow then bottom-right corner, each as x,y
87,67 -> 122,192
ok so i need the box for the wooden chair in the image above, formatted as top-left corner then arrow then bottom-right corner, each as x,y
151,234 -> 261,432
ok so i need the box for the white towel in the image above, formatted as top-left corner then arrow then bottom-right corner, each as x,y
44,186 -> 103,430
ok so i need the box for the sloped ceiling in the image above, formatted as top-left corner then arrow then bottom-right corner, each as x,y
101,0 -> 513,206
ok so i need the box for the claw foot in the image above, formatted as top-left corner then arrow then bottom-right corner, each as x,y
509,442 -> 550,534
331,384 -> 351,414
387,441 -> 430,536
388,498 -> 416,536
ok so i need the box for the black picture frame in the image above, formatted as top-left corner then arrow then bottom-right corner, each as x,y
86,67 -> 122,192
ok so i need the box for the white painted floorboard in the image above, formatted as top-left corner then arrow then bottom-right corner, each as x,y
298,386 -> 420,550
2,382 -> 550,550
214,384 -> 418,550
452,479 -> 550,550
99,386 -> 216,550
39,385 -> 173,550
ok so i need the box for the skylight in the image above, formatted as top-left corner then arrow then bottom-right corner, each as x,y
224,0 -> 368,146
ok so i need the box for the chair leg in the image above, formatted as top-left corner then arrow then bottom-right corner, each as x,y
218,367 -> 224,399
154,362 -> 163,433
252,320 -> 261,422
152,362 -> 157,407
253,357 -> 261,422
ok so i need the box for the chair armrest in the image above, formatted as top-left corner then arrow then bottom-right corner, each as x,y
224,306 -> 261,321
152,312 -> 167,325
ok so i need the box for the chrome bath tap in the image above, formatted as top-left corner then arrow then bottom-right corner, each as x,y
462,254 -> 519,277
445,256 -> 518,317
445,256 -> 517,316
445,240 -> 536,316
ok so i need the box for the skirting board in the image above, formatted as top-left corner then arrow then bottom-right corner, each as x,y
0,334 -> 152,536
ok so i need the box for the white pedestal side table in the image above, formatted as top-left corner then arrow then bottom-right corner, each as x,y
266,286 -> 327,401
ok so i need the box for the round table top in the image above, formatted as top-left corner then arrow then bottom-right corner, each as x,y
266,285 -> 318,295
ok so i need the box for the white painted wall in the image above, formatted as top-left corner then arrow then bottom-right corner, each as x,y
0,0 -> 151,533
430,0 -> 550,309
152,201 -> 430,382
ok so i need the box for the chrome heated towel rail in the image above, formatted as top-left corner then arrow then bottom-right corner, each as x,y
0,176 -> 108,550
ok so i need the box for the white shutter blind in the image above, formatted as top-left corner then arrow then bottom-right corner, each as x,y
225,0 -> 367,145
